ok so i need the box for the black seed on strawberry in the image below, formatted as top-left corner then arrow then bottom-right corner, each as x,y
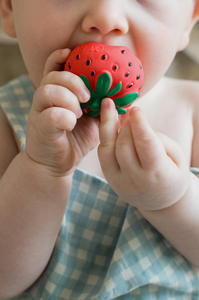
91,71 -> 95,76
125,72 -> 130,77
121,50 -> 125,54
137,75 -> 140,80
76,55 -> 80,60
113,65 -> 118,71
68,63 -> 71,69
129,62 -> 132,67
86,60 -> 91,66
102,54 -> 107,60
127,84 -> 133,89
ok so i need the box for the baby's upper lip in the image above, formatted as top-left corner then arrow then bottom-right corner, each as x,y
70,40 -> 127,51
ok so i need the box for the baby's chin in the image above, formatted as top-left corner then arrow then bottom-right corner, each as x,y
28,68 -> 47,89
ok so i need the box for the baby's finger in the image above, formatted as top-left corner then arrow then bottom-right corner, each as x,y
98,99 -> 120,174
33,85 -> 83,119
38,107 -> 77,135
41,71 -> 90,104
129,107 -> 166,170
43,48 -> 71,76
116,121 -> 140,171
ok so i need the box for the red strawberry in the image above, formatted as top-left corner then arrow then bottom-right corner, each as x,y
65,42 -> 144,117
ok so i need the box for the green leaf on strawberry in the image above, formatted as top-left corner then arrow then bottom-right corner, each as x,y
96,73 -> 111,95
88,110 -> 100,117
80,73 -> 138,116
116,107 -> 128,114
80,73 -> 123,116
106,82 -> 122,98
90,98 -> 101,111
114,92 -> 139,107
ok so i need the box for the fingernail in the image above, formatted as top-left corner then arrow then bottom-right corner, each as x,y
101,99 -> 109,110
80,89 -> 90,102
130,106 -> 139,114
61,48 -> 70,55
77,108 -> 83,118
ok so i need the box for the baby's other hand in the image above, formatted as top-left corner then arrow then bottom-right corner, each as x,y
26,49 -> 99,177
98,99 -> 190,210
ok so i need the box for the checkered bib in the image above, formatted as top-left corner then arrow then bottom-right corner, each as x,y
0,76 -> 199,299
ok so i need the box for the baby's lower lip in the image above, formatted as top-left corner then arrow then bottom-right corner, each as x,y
72,41 -> 126,50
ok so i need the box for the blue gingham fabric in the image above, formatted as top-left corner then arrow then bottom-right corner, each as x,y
0,76 -> 199,300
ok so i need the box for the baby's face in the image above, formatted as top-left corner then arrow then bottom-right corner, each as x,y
11,0 -> 194,93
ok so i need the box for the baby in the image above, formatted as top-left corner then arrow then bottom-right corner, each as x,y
0,0 -> 199,299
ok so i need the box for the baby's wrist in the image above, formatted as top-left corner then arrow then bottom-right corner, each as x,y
140,170 -> 194,214
21,149 -> 74,182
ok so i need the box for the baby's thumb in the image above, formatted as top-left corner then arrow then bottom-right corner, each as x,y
43,48 -> 71,78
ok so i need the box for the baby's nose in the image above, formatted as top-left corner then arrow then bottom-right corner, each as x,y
81,0 -> 129,35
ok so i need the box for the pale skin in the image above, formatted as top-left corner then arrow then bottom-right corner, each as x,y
0,0 -> 199,297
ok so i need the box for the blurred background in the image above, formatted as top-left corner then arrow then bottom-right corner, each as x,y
0,18 -> 199,87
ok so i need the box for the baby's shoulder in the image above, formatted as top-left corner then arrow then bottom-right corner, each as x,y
166,77 -> 199,122
167,78 -> 199,167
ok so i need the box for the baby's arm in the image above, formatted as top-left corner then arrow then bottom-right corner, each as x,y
0,49 -> 98,298
138,174 -> 199,267
0,144 -> 73,298
98,98 -> 199,268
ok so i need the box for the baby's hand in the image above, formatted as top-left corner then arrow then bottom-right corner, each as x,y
25,49 -> 99,176
98,99 -> 190,210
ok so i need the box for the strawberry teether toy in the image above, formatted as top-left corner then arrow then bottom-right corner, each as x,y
65,42 -> 144,117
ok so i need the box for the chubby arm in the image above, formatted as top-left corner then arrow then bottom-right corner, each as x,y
0,49 -> 99,298
98,98 -> 199,268
0,151 -> 72,298
139,173 -> 199,267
